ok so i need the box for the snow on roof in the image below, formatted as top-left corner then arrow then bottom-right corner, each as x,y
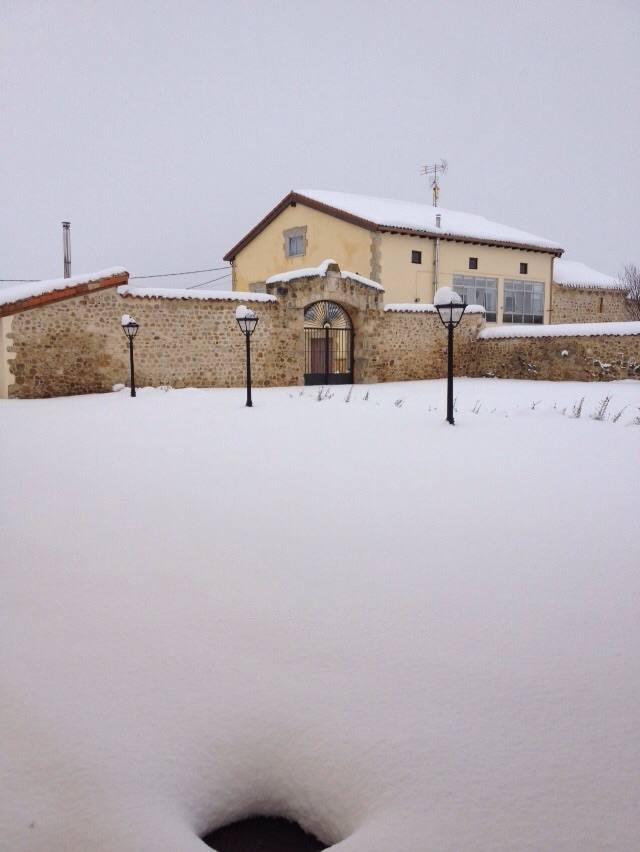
553,259 -> 624,290
384,302 -> 486,314
479,320 -> 640,340
117,285 -> 276,303
266,259 -> 384,291
0,267 -> 128,308
296,190 -> 563,252
342,270 -> 385,291
265,258 -> 338,284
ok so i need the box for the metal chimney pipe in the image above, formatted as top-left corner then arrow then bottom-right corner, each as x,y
62,221 -> 71,278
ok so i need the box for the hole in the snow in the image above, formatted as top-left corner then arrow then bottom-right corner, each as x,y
202,815 -> 328,851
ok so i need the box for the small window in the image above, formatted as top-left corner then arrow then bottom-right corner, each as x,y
469,257 -> 478,270
283,226 -> 306,258
287,234 -> 304,257
520,262 -> 528,274
411,250 -> 422,264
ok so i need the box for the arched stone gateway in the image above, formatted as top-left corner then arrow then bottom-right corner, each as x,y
304,300 -> 353,385
202,815 -> 328,851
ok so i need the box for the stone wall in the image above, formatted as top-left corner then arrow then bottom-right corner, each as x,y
551,284 -> 630,324
359,310 -> 484,383
473,332 -> 640,382
8,288 -> 299,398
5,268 -> 640,399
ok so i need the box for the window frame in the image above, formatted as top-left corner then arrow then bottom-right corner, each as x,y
282,226 -> 307,258
452,273 -> 498,322
520,262 -> 528,275
503,278 -> 545,324
411,250 -> 422,265
468,257 -> 478,270
287,234 -> 304,256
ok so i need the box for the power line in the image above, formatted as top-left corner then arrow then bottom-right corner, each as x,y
130,265 -> 229,280
186,272 -> 232,289
1,265 -> 230,284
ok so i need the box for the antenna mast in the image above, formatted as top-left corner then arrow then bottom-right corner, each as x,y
420,159 -> 448,207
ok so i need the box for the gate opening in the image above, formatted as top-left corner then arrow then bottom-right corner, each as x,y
202,815 -> 328,851
304,301 -> 353,385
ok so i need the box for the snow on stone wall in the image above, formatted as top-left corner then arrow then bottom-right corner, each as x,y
475,328 -> 640,381
3,269 -> 640,398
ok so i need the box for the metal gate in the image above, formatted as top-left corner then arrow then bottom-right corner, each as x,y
304,301 -> 353,385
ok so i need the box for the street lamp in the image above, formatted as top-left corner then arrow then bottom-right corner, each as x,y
434,287 -> 467,425
121,314 -> 139,398
235,305 -> 259,407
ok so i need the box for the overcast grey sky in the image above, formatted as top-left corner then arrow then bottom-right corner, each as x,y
1,0 -> 638,288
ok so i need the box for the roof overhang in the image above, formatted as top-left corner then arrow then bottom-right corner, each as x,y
0,269 -> 129,318
223,191 -> 564,260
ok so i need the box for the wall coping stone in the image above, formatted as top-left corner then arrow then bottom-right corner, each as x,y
384,303 -> 486,314
117,285 -> 276,303
266,259 -> 384,291
0,268 -> 128,317
480,320 -> 640,340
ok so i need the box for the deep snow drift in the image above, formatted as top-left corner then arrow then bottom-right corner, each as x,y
2,379 -> 639,852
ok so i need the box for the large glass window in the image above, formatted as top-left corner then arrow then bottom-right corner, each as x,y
503,279 -> 544,324
453,274 -> 497,322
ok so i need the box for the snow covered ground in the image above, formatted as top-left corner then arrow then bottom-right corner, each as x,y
2,378 -> 640,852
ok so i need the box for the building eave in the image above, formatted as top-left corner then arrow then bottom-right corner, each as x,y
223,191 -> 379,261
223,191 -> 563,260
377,227 -> 564,256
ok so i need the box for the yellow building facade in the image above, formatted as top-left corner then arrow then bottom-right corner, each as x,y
225,190 -> 562,325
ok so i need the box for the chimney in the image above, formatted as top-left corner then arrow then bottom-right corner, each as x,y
62,221 -> 71,278
435,213 -> 441,228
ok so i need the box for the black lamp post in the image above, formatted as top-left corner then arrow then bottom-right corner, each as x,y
121,314 -> 139,398
235,305 -> 259,407
435,288 -> 467,425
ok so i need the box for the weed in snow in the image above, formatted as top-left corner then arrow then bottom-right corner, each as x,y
571,397 -> 585,419
344,385 -> 354,403
471,400 -> 482,415
612,407 -> 627,423
315,386 -> 334,402
394,398 -> 404,408
591,396 -> 611,421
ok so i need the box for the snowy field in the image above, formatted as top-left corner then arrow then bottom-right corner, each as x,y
2,378 -> 640,852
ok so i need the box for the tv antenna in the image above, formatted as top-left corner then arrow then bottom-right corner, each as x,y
420,160 -> 448,207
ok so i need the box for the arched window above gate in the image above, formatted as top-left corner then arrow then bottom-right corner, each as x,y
304,301 -> 352,330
